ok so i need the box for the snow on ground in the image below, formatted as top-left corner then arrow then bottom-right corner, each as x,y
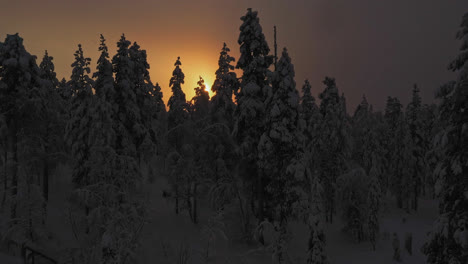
3,160 -> 437,264
135,168 -> 439,264
0,252 -> 23,264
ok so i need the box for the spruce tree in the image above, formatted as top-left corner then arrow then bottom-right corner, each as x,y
0,34 -> 45,225
384,97 -> 413,209
167,56 -> 189,214
129,41 -> 156,164
234,8 -> 274,221
317,77 -> 349,223
211,43 -> 238,127
406,84 -> 424,211
367,166 -> 381,251
112,34 -> 140,159
168,56 -> 188,131
300,79 -> 320,147
307,175 -> 327,264
65,44 -> 95,231
258,48 -> 302,262
38,50 -> 65,205
191,76 -> 210,120
423,12 -> 468,264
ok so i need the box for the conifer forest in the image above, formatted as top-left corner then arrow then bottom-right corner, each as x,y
0,3 -> 467,264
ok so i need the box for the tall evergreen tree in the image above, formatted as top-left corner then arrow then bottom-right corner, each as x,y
211,43 -> 238,127
367,166 -> 382,251
306,175 -> 327,264
234,8 -> 274,221
167,56 -> 189,214
0,34 -> 45,225
112,34 -> 140,159
300,79 -> 320,146
258,48 -> 302,262
384,97 -> 414,210
406,84 -> 424,211
317,77 -> 349,223
129,41 -> 157,165
191,76 -> 210,120
65,44 -> 95,231
424,12 -> 468,264
168,56 -> 188,131
38,50 -> 65,205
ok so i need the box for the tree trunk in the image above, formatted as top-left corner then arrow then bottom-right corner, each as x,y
193,183 -> 197,224
43,125 -> 49,202
412,170 -> 419,211
175,175 -> 179,215
257,167 -> 264,221
1,148 -> 7,210
9,121 -> 18,224
186,184 -> 193,222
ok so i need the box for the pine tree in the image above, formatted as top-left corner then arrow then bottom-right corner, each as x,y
337,168 -> 368,242
300,79 -> 320,147
406,84 -> 424,211
367,166 -> 381,251
38,50 -> 65,208
393,113 -> 414,212
423,12 -> 468,264
211,43 -> 238,127
65,44 -> 95,232
112,34 -> 140,159
191,76 -> 210,120
234,8 -> 274,221
384,97 -> 414,209
181,76 -> 212,224
317,77 -> 349,223
258,48 -> 302,262
168,57 -> 188,130
167,56 -> 189,214
58,77 -> 72,101
0,34 -> 45,225
129,41 -> 156,165
306,175 -> 327,264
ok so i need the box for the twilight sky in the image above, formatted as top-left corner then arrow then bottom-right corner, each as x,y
1,0 -> 467,111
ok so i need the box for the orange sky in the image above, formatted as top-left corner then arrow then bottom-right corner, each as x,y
1,0 -> 468,109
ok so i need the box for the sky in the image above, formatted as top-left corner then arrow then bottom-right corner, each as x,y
1,0 -> 467,111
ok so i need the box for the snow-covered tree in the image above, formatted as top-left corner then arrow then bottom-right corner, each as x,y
336,168 -> 368,242
306,174 -> 328,264
257,48 -> 302,262
423,12 -> 468,264
367,166 -> 381,251
58,77 -> 72,101
300,79 -> 320,147
0,34 -> 45,225
129,41 -> 157,164
112,34 -> 140,159
168,56 -> 188,130
384,96 -> 414,209
191,76 -> 210,120
405,84 -> 424,211
38,50 -> 66,204
167,56 -> 189,214
317,77 -> 349,223
65,44 -> 95,231
234,8 -> 274,221
211,43 -> 238,127
393,114 -> 414,212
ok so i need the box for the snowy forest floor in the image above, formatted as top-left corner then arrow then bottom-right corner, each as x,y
133,175 -> 438,264
1,162 -> 438,264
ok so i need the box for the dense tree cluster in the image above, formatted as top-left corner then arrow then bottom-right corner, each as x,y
0,8 -> 466,264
